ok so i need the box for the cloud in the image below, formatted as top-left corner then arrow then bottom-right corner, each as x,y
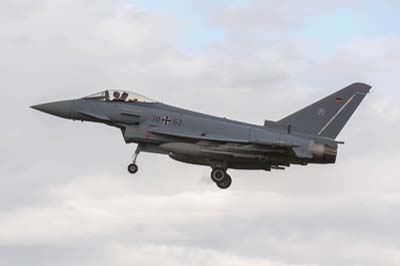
209,0 -> 358,34
0,0 -> 400,266
1,174 -> 400,265
107,243 -> 285,266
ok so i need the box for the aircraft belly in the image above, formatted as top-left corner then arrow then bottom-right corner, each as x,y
169,154 -> 271,170
160,143 -> 266,160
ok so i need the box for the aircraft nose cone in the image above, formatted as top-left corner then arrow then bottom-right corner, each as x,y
31,100 -> 74,119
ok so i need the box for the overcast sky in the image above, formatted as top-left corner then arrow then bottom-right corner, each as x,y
1,0 -> 400,265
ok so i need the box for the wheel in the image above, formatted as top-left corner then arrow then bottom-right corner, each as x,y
216,175 -> 232,189
128,163 -> 139,174
211,168 -> 227,183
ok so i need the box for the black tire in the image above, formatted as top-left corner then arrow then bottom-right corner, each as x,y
211,168 -> 226,183
128,163 -> 139,174
217,175 -> 232,189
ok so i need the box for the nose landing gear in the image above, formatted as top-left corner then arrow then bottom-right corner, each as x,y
211,167 -> 232,189
128,145 -> 141,174
128,163 -> 138,174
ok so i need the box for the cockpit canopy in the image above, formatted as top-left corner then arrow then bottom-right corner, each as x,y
83,90 -> 157,103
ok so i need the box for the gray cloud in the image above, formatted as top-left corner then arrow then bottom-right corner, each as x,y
0,0 -> 399,265
209,0 -> 358,34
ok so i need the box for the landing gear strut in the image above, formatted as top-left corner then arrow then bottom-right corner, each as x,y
211,167 -> 232,189
128,145 -> 141,174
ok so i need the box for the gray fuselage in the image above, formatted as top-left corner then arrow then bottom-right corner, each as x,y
65,99 -> 338,170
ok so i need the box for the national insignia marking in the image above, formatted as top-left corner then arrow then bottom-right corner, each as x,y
318,108 -> 326,117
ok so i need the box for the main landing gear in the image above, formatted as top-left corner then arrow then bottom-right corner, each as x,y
128,145 -> 141,174
211,168 -> 232,189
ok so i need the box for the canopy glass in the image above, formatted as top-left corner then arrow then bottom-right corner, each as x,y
84,90 -> 157,103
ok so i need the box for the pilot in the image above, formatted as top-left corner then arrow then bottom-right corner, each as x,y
113,91 -> 121,101
121,92 -> 129,101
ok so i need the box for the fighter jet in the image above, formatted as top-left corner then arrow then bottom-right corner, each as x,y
32,83 -> 371,189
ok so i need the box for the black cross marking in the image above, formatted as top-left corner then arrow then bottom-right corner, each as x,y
162,116 -> 172,125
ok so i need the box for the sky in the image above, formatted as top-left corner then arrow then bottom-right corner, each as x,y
1,0 -> 400,265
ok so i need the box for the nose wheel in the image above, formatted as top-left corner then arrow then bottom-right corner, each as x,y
211,167 -> 232,189
128,163 -> 139,174
128,145 -> 141,174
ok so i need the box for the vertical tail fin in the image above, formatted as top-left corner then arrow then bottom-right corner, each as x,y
279,83 -> 371,139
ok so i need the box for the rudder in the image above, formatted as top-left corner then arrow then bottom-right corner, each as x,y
279,83 -> 371,139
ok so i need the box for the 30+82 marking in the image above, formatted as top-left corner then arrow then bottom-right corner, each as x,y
152,115 -> 182,126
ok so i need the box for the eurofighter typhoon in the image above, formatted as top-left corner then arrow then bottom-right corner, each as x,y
32,83 -> 371,189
